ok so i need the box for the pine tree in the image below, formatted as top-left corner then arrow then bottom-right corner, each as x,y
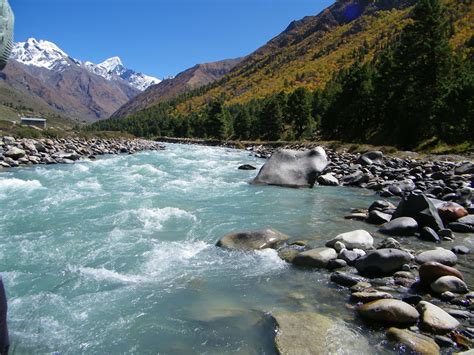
259,97 -> 284,141
233,106 -> 252,140
376,0 -> 453,148
287,87 -> 314,139
205,100 -> 231,139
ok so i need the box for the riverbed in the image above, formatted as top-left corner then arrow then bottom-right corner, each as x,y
0,143 -> 472,353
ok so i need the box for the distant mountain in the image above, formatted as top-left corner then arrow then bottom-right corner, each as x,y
0,38 -> 161,121
12,39 -> 161,91
111,58 -> 242,118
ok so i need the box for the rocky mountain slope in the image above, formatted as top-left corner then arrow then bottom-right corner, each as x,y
111,58 -> 242,118
0,38 -> 160,122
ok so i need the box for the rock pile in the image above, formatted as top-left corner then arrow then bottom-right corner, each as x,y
0,136 -> 164,168
216,218 -> 472,352
247,145 -> 473,208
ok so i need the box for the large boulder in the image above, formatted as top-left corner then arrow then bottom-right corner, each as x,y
272,312 -> 370,355
386,328 -> 440,355
415,248 -> 457,266
292,247 -> 337,268
4,147 -> 26,160
418,262 -> 464,286
392,194 -> 444,231
357,299 -> 419,325
437,202 -> 468,224
251,148 -> 329,188
379,217 -> 418,236
430,276 -> 469,294
326,230 -> 373,250
417,301 -> 460,334
354,248 -> 413,276
216,229 -> 289,251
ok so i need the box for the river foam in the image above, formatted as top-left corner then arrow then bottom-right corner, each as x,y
0,143 -> 383,353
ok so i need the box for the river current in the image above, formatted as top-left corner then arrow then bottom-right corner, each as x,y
1,143 -> 461,354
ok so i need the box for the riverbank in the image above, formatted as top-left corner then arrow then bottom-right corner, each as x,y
157,137 -> 474,207
0,136 -> 164,168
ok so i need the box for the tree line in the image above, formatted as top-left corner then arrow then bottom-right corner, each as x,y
90,0 -> 473,149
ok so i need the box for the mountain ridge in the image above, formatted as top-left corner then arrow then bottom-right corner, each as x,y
114,0 -> 471,119
111,57 -> 243,118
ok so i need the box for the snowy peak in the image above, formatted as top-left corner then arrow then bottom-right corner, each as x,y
12,38 -> 71,71
99,56 -> 123,72
90,56 -> 161,91
11,38 -> 161,91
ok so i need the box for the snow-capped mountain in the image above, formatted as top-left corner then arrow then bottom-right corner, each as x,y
84,56 -> 161,91
12,38 -> 72,71
11,38 -> 161,91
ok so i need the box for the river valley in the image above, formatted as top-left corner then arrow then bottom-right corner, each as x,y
0,143 -> 472,354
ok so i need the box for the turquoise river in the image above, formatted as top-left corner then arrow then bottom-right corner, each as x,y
1,143 -> 471,354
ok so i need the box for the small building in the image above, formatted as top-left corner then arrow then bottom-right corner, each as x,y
21,117 -> 47,129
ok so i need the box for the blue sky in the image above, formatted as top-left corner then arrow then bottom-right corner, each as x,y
11,0 -> 334,78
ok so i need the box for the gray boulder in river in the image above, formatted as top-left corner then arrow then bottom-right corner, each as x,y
216,229 -> 289,251
392,194 -> 444,231
252,148 -> 329,188
355,248 -> 413,276
379,217 -> 419,236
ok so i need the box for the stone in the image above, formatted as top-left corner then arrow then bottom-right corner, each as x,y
330,272 -> 365,287
419,227 -> 441,243
357,299 -> 419,325
377,238 -> 401,250
344,213 -> 368,221
327,259 -> 347,270
333,241 -> 345,253
367,210 -> 392,225
3,136 -> 15,145
455,163 -> 474,175
386,327 -> 440,355
216,229 -> 289,251
326,230 -> 373,250
252,148 -> 329,188
392,194 -> 444,231
355,248 -> 413,276
417,301 -> 460,334
339,248 -> 365,265
415,248 -> 457,266
351,291 -> 393,303
418,262 -> 464,286
369,200 -> 396,212
278,248 -> 300,263
350,282 -> 372,292
448,222 -> 474,233
317,173 -> 339,186
4,147 -> 26,160
272,312 -> 370,355
431,276 -> 469,294
434,335 -> 455,348
238,164 -> 256,170
379,217 -> 418,236
452,245 -> 470,255
292,247 -> 337,268
361,151 -> 384,164
457,215 -> 474,226
437,202 -> 468,224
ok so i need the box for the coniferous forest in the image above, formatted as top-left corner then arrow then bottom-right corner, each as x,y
91,0 -> 473,150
